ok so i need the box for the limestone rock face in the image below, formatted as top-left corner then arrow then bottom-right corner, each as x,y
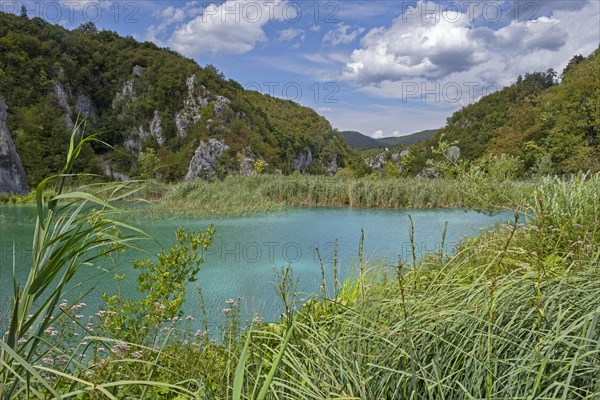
148,111 -> 163,145
176,75 -> 209,137
391,149 -> 410,161
113,79 -> 136,105
75,90 -> 97,120
53,81 -> 97,129
123,110 -> 165,151
417,167 -> 440,179
237,147 -> 267,176
238,147 -> 256,176
292,149 -> 313,172
0,99 -> 28,194
185,139 -> 229,181
366,152 -> 386,171
132,65 -> 145,77
213,95 -> 233,121
53,80 -> 74,130
100,157 -> 130,182
327,154 -> 338,175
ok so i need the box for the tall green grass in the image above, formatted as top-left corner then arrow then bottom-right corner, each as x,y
0,126 -> 149,399
143,174 -> 535,218
238,174 -> 600,399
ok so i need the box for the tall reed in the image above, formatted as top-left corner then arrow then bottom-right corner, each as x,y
0,124 -> 147,399
144,174 -> 535,218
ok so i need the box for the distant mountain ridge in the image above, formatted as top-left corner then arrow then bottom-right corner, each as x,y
342,129 -> 438,149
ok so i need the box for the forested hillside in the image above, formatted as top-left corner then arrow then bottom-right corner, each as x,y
0,12 -> 357,188
409,48 -> 600,176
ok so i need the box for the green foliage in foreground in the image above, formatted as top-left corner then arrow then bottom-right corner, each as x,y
0,127 -> 148,398
264,175 -> 599,399
1,142 -> 598,398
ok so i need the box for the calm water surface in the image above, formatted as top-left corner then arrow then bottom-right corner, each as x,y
0,205 -> 511,328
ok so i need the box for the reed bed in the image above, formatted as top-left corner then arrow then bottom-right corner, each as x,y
143,174 -> 535,218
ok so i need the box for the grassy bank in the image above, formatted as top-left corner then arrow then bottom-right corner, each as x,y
256,174 -> 600,398
1,170 -> 598,398
138,174 -> 536,218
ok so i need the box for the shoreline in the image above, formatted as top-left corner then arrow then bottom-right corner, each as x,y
1,174 -> 534,219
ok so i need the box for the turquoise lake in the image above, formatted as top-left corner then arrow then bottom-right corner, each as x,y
0,205 -> 512,330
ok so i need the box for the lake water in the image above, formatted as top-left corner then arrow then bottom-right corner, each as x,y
0,205 -> 511,329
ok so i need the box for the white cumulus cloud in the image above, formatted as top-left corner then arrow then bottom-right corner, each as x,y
343,1 -> 487,83
168,0 -> 294,57
341,0 -> 594,86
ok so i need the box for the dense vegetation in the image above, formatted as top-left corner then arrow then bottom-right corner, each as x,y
0,11 -> 359,188
407,48 -> 600,176
129,172 -> 531,218
1,137 -> 598,398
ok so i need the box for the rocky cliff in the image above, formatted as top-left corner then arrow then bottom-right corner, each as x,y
0,98 -> 28,194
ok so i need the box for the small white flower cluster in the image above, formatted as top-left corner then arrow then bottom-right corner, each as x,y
252,313 -> 264,326
222,297 -> 241,315
44,326 -> 58,336
70,302 -> 87,312
111,341 -> 130,357
95,310 -> 117,318
195,330 -> 206,338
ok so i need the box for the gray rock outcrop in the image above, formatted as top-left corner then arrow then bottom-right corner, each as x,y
213,95 -> 233,121
53,80 -> 75,130
237,147 -> 267,176
327,155 -> 338,175
75,90 -> 97,120
185,139 -> 229,181
113,79 -> 136,105
292,149 -> 313,172
148,111 -> 164,145
391,149 -> 410,161
0,99 -> 28,195
113,66 -> 145,106
238,147 -> 256,176
132,65 -> 145,77
417,167 -> 440,179
53,82 -> 97,130
366,152 -> 387,171
100,157 -> 130,181
176,75 -> 209,137
124,110 -> 165,150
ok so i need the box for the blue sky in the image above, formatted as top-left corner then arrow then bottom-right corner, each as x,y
12,0 -> 600,137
